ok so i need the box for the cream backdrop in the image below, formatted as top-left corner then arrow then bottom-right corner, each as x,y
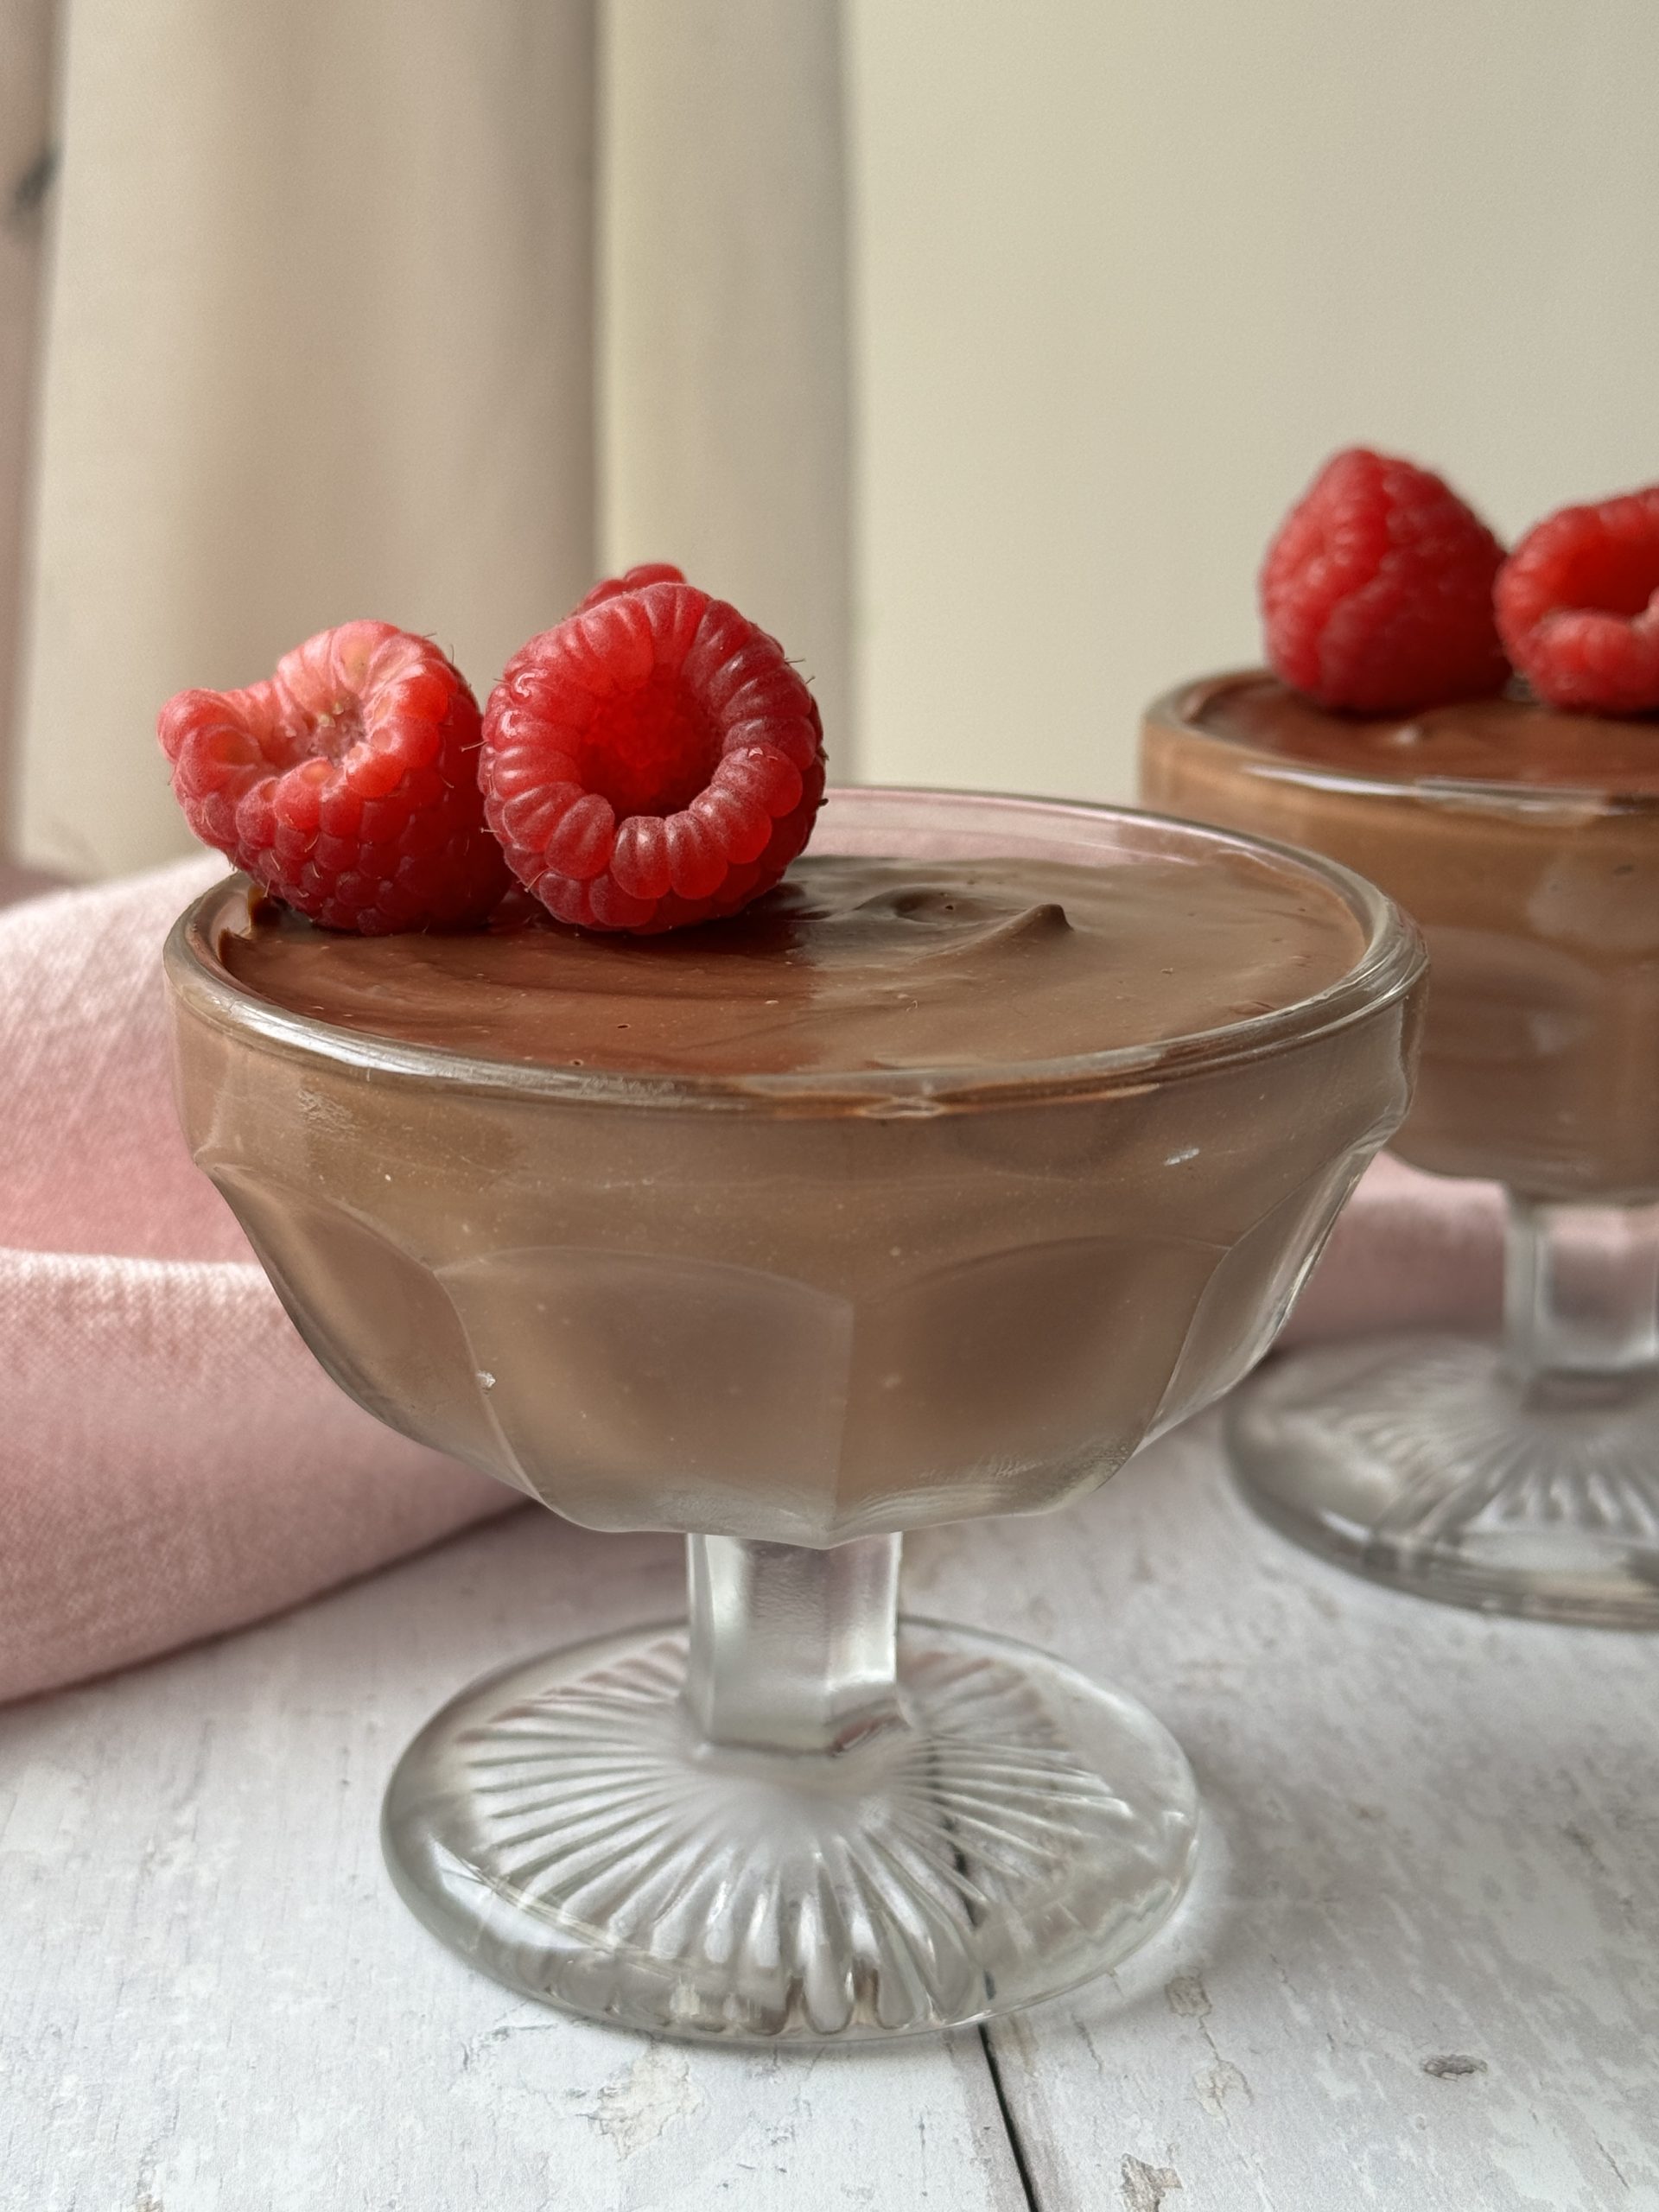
7,1 -> 1659,874
848,0 -> 1659,801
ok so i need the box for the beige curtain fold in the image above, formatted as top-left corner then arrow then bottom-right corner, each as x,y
0,0 -> 56,856
601,0 -> 854,773
12,0 -> 599,878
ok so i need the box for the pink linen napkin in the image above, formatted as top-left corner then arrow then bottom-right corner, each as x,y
1283,1151 -> 1503,1346
0,861 -> 1503,1704
0,859 -> 512,1705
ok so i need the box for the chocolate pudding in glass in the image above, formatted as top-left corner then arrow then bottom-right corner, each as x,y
1144,675 -> 1659,1625
166,786 -> 1422,2038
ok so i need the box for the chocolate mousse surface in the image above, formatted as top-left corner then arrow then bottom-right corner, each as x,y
1189,671 -> 1659,793
218,850 -> 1367,1080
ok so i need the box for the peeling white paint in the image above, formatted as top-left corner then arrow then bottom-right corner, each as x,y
590,2046 -> 704,2158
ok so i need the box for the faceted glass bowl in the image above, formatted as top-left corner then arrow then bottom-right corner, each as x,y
165,788 -> 1423,2037
1145,682 -> 1659,1626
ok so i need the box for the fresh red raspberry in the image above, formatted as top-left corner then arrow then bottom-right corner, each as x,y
480,566 -> 826,932
1496,487 -> 1659,714
159,622 -> 508,934
1261,448 -> 1509,713
575,562 -> 689,612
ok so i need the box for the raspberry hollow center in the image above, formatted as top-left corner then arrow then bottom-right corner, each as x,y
575,666 -> 720,817
1561,540 -> 1659,621
309,700 -> 366,764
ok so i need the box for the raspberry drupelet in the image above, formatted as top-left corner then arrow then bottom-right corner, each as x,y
159,622 -> 507,933
1497,486 -> 1659,715
480,565 -> 826,932
1261,448 -> 1509,715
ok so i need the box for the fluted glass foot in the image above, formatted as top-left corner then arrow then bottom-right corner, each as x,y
381,1618 -> 1198,2041
1229,1334 -> 1659,1627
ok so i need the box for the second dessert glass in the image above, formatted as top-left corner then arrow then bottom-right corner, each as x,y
1146,680 -> 1659,1628
165,788 -> 1421,2040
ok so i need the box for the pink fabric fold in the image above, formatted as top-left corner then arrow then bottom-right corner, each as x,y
0,860 -> 512,1705
0,861 -> 1503,1704
1284,1151 -> 1503,1346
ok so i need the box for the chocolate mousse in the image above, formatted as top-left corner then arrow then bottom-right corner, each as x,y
1143,673 -> 1659,1203
166,798 -> 1422,1545
218,851 -> 1369,1078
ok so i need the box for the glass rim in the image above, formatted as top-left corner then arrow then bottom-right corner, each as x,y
163,785 -> 1425,1114
1149,671 -> 1659,815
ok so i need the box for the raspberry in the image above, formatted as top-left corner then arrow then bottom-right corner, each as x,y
1496,487 -> 1659,714
159,622 -> 508,934
480,567 -> 826,932
1261,448 -> 1509,713
575,562 -> 689,612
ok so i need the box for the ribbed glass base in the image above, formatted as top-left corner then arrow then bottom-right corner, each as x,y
382,1618 -> 1198,2041
1229,1334 -> 1659,1627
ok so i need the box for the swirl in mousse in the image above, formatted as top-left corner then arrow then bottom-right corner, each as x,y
168,786 -> 1421,2040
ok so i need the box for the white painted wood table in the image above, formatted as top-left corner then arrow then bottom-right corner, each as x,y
4,1413 -> 1656,2211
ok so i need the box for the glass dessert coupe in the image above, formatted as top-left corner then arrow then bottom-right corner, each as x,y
1145,677 -> 1659,1628
163,787 -> 1422,2040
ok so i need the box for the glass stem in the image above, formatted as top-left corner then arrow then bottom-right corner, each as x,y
683,1535 -> 904,1756
1503,1193 -> 1659,1404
